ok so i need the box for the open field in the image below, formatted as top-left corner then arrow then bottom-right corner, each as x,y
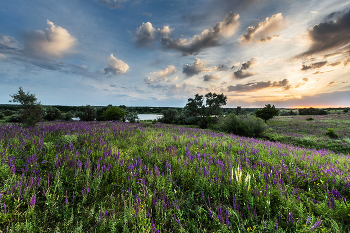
0,122 -> 350,232
265,114 -> 350,154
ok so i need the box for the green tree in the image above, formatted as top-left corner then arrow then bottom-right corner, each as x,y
126,111 -> 139,123
9,87 -> 45,126
0,112 -> 4,120
255,104 -> 279,123
204,92 -> 227,116
44,106 -> 62,121
160,109 -> 178,124
102,106 -> 125,121
184,92 -> 227,128
78,105 -> 97,121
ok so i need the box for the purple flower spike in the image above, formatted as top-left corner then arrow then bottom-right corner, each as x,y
310,217 -> 322,231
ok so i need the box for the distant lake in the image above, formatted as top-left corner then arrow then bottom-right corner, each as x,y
72,114 -> 163,121
138,114 -> 163,121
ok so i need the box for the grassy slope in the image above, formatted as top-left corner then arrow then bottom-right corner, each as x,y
264,114 -> 350,154
0,122 -> 349,232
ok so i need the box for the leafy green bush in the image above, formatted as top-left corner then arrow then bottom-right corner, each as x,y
126,111 -> 139,123
217,113 -> 267,137
62,111 -> 74,121
325,128 -> 339,139
0,112 -> 4,120
6,114 -> 22,123
306,117 -> 314,121
102,106 -> 125,121
44,106 -> 62,121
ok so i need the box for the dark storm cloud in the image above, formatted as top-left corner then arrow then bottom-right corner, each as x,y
227,79 -> 290,92
324,11 -> 341,21
182,58 -> 206,78
233,70 -> 255,79
161,12 -> 240,56
298,10 -> 350,57
233,58 -> 256,79
328,61 -> 342,67
203,74 -> 219,82
301,61 -> 327,71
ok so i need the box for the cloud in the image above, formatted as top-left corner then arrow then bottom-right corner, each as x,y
233,58 -> 256,79
104,54 -> 129,75
24,20 -> 76,59
145,65 -> 177,83
240,13 -> 284,43
328,61 -> 342,67
182,58 -> 206,78
135,22 -> 156,47
259,35 -> 280,42
0,53 -> 6,59
227,79 -> 290,92
135,23 -> 173,47
158,26 -> 173,38
298,10 -> 350,57
0,34 -> 19,48
312,70 -> 334,75
233,70 -> 256,79
203,74 -> 219,81
160,12 -> 240,56
97,0 -> 127,9
327,81 -> 335,86
301,61 -> 327,71
295,78 -> 309,88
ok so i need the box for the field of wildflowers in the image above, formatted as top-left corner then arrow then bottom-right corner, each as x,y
0,121 -> 349,232
265,114 -> 350,154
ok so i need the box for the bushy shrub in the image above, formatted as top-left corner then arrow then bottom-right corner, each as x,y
325,128 -> 339,139
306,117 -> 314,121
6,114 -> 22,123
77,105 -> 96,121
217,113 -> 267,137
126,111 -> 139,123
159,109 -> 178,124
0,112 -> 4,120
62,111 -> 74,121
44,106 -> 62,121
102,106 -> 125,121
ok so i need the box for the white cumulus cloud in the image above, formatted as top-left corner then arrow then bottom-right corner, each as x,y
104,54 -> 129,75
24,20 -> 76,59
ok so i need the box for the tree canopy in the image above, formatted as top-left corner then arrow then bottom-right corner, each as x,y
102,106 -> 125,121
9,87 -> 45,126
255,104 -> 279,123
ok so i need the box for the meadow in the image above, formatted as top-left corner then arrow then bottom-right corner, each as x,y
0,121 -> 349,232
265,113 -> 350,154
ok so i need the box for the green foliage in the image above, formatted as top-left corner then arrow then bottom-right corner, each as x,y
126,111 -> 139,123
217,113 -> 267,137
344,108 -> 349,113
62,111 -> 74,121
159,109 -> 178,124
299,107 -> 328,115
183,92 -> 227,128
9,87 -> 45,126
6,114 -> 22,123
0,112 -> 4,120
325,128 -> 339,139
44,106 -> 62,121
77,105 -> 97,121
306,117 -> 314,121
255,104 -> 279,123
102,106 -> 125,121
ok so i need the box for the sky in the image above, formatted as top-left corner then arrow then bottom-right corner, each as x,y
0,0 -> 350,108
